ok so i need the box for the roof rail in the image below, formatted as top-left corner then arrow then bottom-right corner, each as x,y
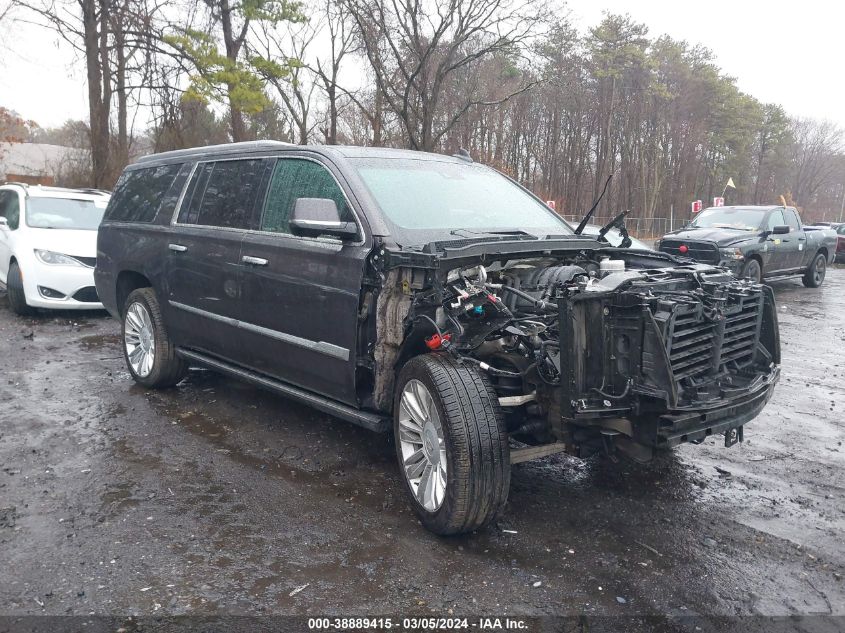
135,140 -> 296,164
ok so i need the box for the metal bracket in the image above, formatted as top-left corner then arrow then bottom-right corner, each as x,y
724,425 -> 743,447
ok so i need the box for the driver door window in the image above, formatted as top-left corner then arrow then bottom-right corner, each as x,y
261,158 -> 352,235
767,210 -> 785,231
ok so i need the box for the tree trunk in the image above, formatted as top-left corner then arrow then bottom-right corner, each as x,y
114,9 -> 129,173
81,0 -> 110,187
220,0 -> 247,142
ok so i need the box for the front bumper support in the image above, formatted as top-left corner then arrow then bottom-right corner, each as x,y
647,365 -> 780,448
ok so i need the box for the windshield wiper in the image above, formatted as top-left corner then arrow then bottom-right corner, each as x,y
597,210 -> 632,247
574,174 -> 613,235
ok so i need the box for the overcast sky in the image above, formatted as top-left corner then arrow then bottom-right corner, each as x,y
0,0 -> 841,131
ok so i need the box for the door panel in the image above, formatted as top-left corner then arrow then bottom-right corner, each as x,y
165,227 -> 245,361
237,234 -> 368,404
164,157 -> 268,362
762,209 -> 791,274
783,209 -> 804,270
236,156 -> 369,405
0,190 -> 21,283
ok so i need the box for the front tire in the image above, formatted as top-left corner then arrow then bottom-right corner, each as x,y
7,261 -> 35,316
394,354 -> 510,535
741,258 -> 762,283
122,288 -> 188,388
802,253 -> 826,288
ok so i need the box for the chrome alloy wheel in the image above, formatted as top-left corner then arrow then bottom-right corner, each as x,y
124,302 -> 156,378
814,256 -> 826,285
398,379 -> 447,512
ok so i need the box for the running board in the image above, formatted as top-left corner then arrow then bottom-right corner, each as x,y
176,348 -> 390,433
763,273 -> 802,282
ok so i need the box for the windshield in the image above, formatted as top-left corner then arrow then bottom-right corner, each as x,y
690,207 -> 765,232
26,197 -> 108,230
352,158 -> 571,245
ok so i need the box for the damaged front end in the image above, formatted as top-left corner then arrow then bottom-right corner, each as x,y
365,242 -> 781,463
554,265 -> 780,461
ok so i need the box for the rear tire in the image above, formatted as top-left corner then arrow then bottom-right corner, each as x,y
394,353 -> 510,535
7,261 -> 35,316
740,258 -> 762,283
122,288 -> 188,388
802,253 -> 826,288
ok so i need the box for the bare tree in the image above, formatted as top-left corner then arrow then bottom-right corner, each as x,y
251,17 -> 320,144
343,0 -> 548,151
311,0 -> 356,144
790,118 -> 844,206
14,0 -> 162,185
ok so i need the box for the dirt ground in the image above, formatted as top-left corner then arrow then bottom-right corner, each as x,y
1,268 -> 843,627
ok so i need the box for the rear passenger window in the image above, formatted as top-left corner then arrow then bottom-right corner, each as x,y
785,209 -> 801,231
261,158 -> 352,235
105,163 -> 183,222
178,159 -> 265,229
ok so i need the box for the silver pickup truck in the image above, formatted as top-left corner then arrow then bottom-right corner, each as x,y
657,205 -> 838,287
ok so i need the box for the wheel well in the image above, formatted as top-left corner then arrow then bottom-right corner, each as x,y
116,271 -> 152,316
745,254 -> 762,270
815,247 -> 828,260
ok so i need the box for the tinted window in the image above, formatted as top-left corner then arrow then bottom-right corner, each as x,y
767,209 -> 786,230
0,190 -> 20,230
179,163 -> 214,225
837,225 -> 845,235
106,163 -> 182,223
261,158 -> 352,234
179,159 -> 265,229
785,209 -> 800,231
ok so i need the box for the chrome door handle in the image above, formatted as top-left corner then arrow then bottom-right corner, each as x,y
242,255 -> 269,266
168,243 -> 187,252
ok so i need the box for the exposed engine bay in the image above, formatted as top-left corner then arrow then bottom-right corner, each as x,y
365,245 -> 781,462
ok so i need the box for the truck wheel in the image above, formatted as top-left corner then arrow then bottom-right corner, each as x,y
7,261 -> 36,316
802,253 -> 826,288
740,259 -> 762,283
122,288 -> 188,388
394,354 -> 510,535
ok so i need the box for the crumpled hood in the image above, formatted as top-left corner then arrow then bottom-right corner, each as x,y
27,228 -> 98,258
663,227 -> 758,248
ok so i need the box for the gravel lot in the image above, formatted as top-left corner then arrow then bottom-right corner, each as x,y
1,269 -> 843,625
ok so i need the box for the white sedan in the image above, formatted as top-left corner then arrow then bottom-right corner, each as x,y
0,183 -> 110,314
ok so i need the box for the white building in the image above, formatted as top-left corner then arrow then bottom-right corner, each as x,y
0,142 -> 88,185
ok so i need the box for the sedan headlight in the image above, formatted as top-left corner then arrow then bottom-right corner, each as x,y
719,247 -> 745,261
34,249 -> 85,266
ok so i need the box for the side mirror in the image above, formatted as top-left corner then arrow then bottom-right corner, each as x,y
771,225 -> 790,235
289,198 -> 357,239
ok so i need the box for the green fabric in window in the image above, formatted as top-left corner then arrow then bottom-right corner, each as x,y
262,159 -> 350,234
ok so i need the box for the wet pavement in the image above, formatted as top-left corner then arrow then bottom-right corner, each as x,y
0,269 -> 843,622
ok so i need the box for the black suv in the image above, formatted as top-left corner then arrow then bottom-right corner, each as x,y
96,141 -> 781,535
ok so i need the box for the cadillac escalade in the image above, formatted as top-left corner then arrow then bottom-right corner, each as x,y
95,142 -> 781,535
